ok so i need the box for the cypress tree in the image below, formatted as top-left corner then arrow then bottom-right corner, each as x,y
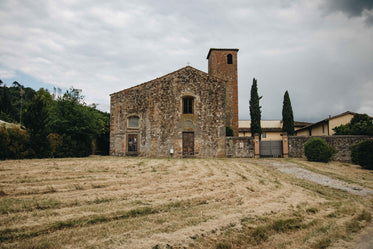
249,78 -> 262,137
282,90 -> 294,135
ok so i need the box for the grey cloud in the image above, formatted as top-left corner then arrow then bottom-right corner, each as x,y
321,0 -> 373,25
364,10 -> 373,25
322,0 -> 373,17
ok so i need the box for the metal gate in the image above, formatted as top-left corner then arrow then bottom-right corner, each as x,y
260,140 -> 282,157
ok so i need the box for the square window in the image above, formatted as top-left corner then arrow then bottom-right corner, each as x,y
128,116 -> 139,128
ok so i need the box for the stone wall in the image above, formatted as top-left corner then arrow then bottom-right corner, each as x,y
226,137 -> 255,158
289,135 -> 373,162
110,66 -> 227,158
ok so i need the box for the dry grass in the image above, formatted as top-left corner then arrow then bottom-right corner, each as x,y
0,156 -> 371,248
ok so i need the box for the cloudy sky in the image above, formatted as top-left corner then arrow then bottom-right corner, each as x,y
1,0 -> 372,122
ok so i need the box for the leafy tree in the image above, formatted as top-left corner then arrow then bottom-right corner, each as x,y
12,81 -> 21,88
23,88 -> 53,157
1,83 -> 110,159
282,91 -> 294,135
249,78 -> 262,137
48,88 -> 108,157
0,126 -> 10,159
47,133 -> 64,157
0,83 -> 35,123
333,114 -> 373,135
0,85 -> 14,122
92,109 -> 110,155
6,127 -> 31,159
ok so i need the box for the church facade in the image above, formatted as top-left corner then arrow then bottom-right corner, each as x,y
110,48 -> 239,157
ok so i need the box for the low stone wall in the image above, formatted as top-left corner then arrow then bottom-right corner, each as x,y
226,137 -> 255,158
288,135 -> 373,162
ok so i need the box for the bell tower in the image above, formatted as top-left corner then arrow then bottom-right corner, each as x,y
207,48 -> 239,136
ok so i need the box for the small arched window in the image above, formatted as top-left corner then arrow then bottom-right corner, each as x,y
183,96 -> 194,114
227,54 -> 233,64
128,116 -> 139,128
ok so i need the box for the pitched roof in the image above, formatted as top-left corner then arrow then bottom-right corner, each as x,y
295,111 -> 357,132
110,66 -> 226,96
294,121 -> 313,127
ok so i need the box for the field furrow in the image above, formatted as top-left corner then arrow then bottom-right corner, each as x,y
0,157 -> 372,248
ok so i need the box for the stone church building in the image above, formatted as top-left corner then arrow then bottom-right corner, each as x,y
110,48 -> 239,157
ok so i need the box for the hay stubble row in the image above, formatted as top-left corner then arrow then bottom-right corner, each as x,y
0,157 -> 372,248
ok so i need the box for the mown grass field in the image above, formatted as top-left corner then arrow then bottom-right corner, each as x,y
0,157 -> 372,249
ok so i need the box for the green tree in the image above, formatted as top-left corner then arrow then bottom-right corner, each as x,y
0,126 -> 10,159
282,91 -> 294,135
333,114 -> 373,135
7,127 -> 31,159
48,88 -> 108,157
47,133 -> 63,157
0,85 -> 14,122
249,78 -> 262,137
23,88 -> 53,157
0,83 -> 35,123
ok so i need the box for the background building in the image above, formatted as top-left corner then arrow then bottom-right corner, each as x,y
295,111 -> 356,136
239,120 -> 311,140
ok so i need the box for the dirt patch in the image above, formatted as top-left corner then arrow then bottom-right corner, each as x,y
260,159 -> 373,196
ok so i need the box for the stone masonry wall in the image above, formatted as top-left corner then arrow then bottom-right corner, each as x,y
289,135 -> 373,162
110,66 -> 227,158
226,137 -> 255,158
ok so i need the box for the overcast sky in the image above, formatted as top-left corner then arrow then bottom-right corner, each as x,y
1,0 -> 372,122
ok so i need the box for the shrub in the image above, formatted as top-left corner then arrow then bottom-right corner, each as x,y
351,140 -> 373,170
0,126 -> 10,160
304,137 -> 336,163
47,133 -> 63,158
1,127 -> 32,159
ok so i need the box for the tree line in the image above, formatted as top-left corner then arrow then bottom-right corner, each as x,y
0,80 -> 109,160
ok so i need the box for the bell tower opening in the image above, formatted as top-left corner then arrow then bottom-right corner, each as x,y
227,54 -> 233,64
207,48 -> 239,136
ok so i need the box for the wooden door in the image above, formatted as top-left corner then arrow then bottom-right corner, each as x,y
183,132 -> 194,157
127,134 -> 138,152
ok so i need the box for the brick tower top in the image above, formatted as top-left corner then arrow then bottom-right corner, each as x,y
207,48 -> 239,77
206,48 -> 239,136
